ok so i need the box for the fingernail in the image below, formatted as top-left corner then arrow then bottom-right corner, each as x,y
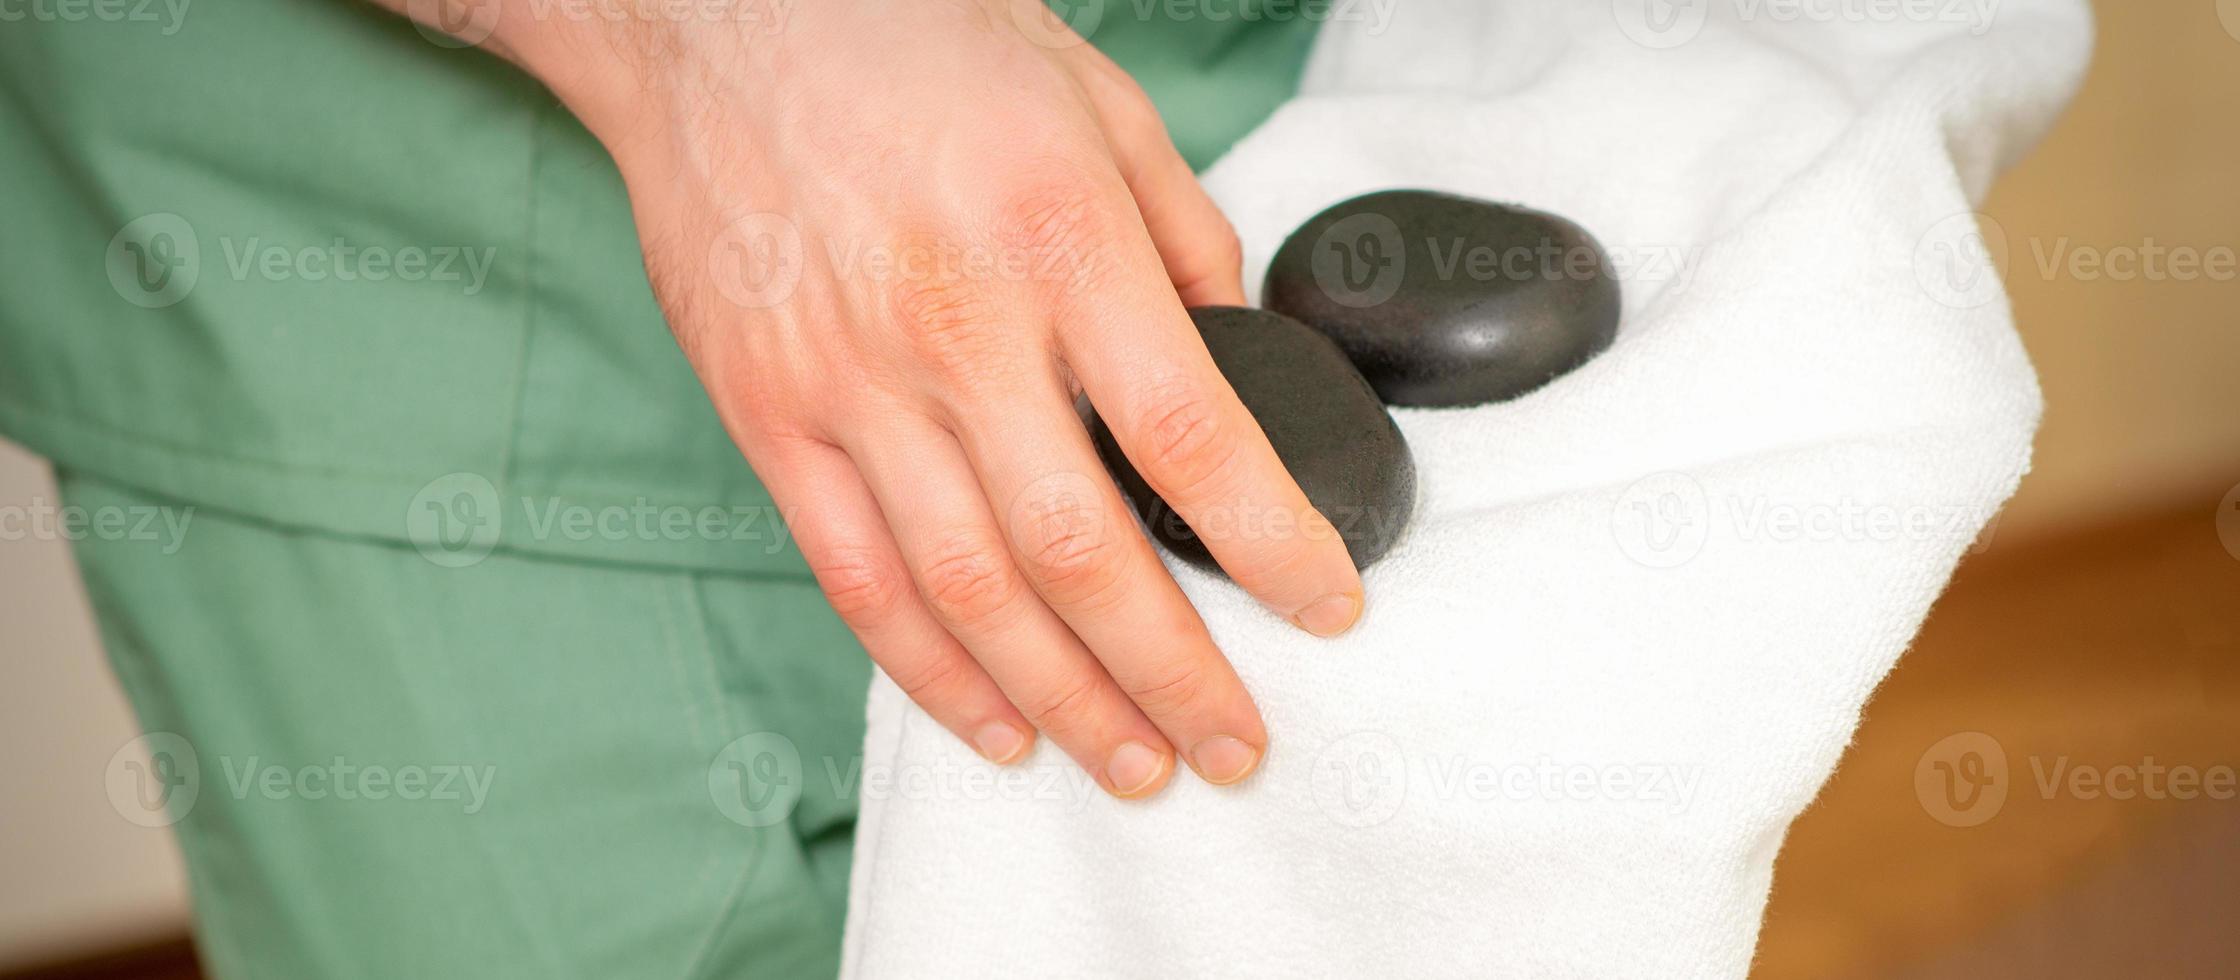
1291,591 -> 1363,637
1105,741 -> 1168,797
972,722 -> 1028,764
1190,736 -> 1262,785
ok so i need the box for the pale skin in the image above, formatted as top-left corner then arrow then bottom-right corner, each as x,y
382,0 -> 1365,798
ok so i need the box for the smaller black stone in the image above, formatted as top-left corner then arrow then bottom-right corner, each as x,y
1091,307 -> 1417,573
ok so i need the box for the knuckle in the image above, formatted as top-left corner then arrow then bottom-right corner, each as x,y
1018,671 -> 1106,734
886,650 -> 974,705
891,274 -> 999,351
808,547 -> 906,623
1123,662 -> 1212,717
1014,490 -> 1126,604
996,181 -> 1111,254
916,536 -> 1024,626
1131,382 -> 1237,499
885,273 -> 1013,384
974,178 -> 1125,315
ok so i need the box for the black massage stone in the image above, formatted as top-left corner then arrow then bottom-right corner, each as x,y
1092,306 -> 1416,573
1262,189 -> 1621,408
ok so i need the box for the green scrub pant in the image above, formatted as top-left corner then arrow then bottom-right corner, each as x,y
9,3 -> 1318,974
66,472 -> 870,980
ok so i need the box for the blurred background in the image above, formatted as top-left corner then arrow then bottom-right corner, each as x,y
3,0 -> 2235,977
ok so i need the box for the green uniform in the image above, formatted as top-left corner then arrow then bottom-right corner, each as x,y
1,2 -> 1314,976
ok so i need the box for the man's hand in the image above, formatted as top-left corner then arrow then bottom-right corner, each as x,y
398,0 -> 1366,798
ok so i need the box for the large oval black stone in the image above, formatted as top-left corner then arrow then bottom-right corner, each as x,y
1263,189 -> 1621,407
1091,307 -> 1416,573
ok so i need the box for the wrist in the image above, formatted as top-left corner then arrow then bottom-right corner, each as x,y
407,0 -> 780,151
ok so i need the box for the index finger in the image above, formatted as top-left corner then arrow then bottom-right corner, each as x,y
1054,212 -> 1366,637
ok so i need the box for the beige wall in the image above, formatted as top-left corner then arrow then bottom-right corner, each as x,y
1986,0 -> 2240,540
0,439 -> 191,970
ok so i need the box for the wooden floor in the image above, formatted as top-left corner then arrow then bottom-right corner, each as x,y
4,940 -> 199,980
1755,499 -> 2240,978
11,501 -> 2236,980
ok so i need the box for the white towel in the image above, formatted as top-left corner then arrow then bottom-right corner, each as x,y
839,3 -> 2090,977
